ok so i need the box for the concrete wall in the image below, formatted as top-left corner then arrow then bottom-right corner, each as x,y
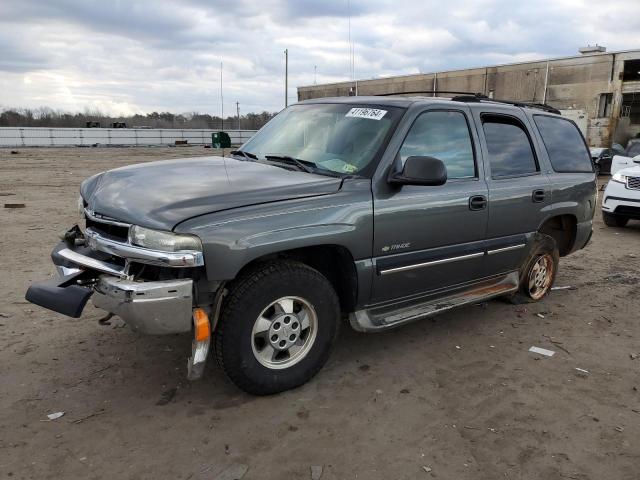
0,128 -> 256,148
298,50 -> 640,147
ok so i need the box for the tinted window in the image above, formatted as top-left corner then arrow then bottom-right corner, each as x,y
482,116 -> 538,177
533,115 -> 592,172
399,111 -> 475,178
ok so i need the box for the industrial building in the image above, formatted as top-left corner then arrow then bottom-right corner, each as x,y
297,47 -> 640,148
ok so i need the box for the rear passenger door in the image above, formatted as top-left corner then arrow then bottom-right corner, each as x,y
471,107 -> 552,276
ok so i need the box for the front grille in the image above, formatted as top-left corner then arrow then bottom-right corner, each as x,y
85,218 -> 129,241
627,176 -> 640,190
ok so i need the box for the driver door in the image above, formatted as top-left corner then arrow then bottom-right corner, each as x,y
370,106 -> 489,304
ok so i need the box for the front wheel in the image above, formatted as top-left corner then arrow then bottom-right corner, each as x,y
214,261 -> 340,395
602,211 -> 629,228
507,233 -> 559,304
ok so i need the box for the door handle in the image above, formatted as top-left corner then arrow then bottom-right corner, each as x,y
469,195 -> 487,211
532,189 -> 546,203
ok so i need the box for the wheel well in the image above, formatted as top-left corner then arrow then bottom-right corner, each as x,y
235,245 -> 358,314
538,215 -> 577,256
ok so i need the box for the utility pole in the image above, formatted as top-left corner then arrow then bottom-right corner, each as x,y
284,49 -> 289,108
314,65 -> 317,85
220,60 -> 224,130
236,101 -> 240,130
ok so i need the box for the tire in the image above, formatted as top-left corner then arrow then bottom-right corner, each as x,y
507,233 -> 559,304
602,211 -> 629,228
214,261 -> 340,395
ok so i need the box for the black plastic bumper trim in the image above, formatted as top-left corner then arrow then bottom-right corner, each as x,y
25,271 -> 93,318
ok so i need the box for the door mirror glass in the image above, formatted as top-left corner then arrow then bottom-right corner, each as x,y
390,156 -> 447,186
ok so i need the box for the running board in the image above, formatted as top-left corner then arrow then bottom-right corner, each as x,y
350,271 -> 519,332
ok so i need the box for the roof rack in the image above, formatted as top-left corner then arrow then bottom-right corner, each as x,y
485,99 -> 561,115
375,90 -> 486,97
373,90 -> 561,115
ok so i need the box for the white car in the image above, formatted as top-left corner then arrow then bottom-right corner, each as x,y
602,164 -> 640,227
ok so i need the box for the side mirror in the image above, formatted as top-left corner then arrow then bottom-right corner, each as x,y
390,156 -> 447,186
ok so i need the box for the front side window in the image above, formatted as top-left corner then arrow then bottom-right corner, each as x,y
399,110 -> 475,178
482,115 -> 538,177
533,115 -> 592,173
241,103 -> 403,176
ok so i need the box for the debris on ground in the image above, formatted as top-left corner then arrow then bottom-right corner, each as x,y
615,426 -> 625,432
215,463 -> 248,480
605,273 -> 639,285
529,346 -> 555,357
543,335 -> 571,355
551,286 -> 575,291
536,313 -> 545,319
72,409 -> 107,424
422,466 -> 432,473
631,353 -> 638,360
311,465 -> 323,480
0,312 -> 10,318
156,387 -> 177,406
44,411 -> 65,421
575,368 -> 589,374
98,313 -> 114,325
4,203 -> 25,208
10,150 -> 18,154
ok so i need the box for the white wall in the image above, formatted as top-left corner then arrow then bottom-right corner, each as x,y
0,127 -> 256,147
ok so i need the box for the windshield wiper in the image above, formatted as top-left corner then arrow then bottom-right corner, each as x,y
264,154 -> 317,174
230,149 -> 258,160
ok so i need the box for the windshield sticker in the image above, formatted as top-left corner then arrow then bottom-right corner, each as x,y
346,108 -> 387,121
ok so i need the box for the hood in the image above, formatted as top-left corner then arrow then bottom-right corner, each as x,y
81,156 -> 342,230
610,154 -> 640,176
616,164 -> 640,177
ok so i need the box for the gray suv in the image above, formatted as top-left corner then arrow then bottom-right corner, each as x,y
26,96 -> 596,395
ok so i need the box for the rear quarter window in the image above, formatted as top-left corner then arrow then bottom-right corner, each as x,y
533,115 -> 593,173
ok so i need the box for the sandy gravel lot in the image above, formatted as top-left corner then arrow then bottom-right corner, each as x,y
1,147 -> 639,480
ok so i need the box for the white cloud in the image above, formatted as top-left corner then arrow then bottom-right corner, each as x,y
0,0 -> 637,115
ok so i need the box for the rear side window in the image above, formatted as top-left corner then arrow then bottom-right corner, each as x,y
533,115 -> 592,172
399,110 -> 475,178
482,115 -> 538,177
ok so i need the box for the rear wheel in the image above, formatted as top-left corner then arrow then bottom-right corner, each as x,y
214,261 -> 340,395
507,233 -> 559,304
602,211 -> 629,228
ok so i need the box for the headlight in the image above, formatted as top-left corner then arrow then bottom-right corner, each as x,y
129,225 -> 202,252
611,172 -> 627,184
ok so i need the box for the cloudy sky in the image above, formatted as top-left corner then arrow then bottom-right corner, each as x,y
0,0 -> 638,116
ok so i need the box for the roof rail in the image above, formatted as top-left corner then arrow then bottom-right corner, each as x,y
375,90 -> 486,97
484,99 -> 561,115
373,90 -> 561,114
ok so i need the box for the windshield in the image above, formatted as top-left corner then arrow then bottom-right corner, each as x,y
239,103 -> 403,175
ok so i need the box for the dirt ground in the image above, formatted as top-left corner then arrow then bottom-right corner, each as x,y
1,147 -> 639,480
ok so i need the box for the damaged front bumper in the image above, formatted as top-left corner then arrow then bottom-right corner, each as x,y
25,227 -> 213,380
92,275 -> 193,335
